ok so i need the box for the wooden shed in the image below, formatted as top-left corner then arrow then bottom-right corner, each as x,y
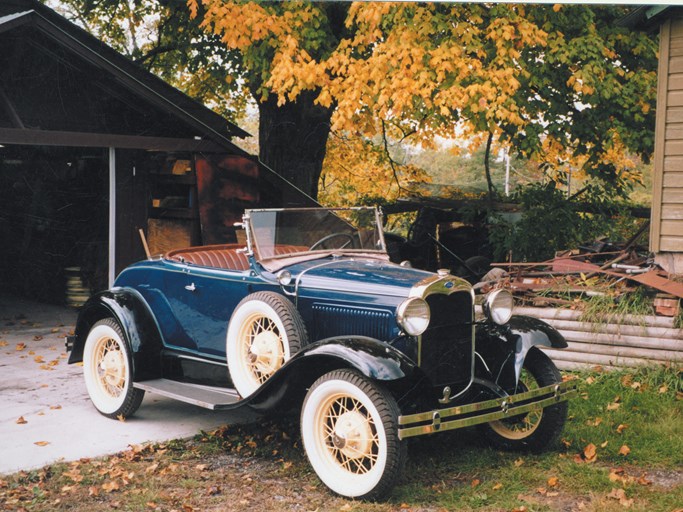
625,6 -> 683,274
0,0 -> 312,305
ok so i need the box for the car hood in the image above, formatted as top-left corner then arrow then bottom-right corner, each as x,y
282,257 -> 436,298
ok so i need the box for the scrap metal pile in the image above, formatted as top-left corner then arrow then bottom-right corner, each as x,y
475,229 -> 683,318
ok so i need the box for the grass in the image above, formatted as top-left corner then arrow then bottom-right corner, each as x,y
1,365 -> 681,511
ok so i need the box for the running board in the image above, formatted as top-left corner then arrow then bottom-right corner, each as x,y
134,379 -> 241,410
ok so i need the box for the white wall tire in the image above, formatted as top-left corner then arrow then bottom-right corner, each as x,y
227,292 -> 307,397
83,318 -> 144,418
301,370 -> 406,500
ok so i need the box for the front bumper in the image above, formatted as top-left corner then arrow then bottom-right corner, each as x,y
398,380 -> 577,440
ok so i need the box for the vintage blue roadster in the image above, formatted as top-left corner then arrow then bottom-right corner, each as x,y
66,207 -> 575,500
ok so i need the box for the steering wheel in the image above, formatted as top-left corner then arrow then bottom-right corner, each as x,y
309,232 -> 355,251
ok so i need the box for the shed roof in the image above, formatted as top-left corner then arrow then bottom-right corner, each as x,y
0,0 -> 251,152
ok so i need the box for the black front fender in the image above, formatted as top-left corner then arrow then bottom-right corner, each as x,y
242,336 -> 425,412
68,288 -> 163,380
476,315 -> 566,389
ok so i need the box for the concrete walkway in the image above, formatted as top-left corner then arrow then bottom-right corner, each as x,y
0,294 -> 250,475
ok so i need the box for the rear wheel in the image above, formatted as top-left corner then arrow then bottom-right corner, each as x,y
478,347 -> 567,452
83,318 -> 144,419
301,369 -> 406,500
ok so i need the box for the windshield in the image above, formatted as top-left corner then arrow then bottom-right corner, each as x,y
247,208 -> 386,263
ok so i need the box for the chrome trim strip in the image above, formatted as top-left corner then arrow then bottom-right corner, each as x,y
397,381 -> 577,439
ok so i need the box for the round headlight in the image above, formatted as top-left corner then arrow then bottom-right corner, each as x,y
484,289 -> 514,325
276,270 -> 292,286
397,297 -> 430,336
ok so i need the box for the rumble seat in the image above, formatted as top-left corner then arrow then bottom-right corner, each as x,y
165,244 -> 306,271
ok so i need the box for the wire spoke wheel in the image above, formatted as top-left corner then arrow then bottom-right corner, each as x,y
478,347 -> 568,452
227,292 -> 307,397
83,318 -> 144,418
301,369 -> 405,500
488,368 -> 543,440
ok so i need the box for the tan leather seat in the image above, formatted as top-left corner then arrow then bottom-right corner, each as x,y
166,244 -> 250,271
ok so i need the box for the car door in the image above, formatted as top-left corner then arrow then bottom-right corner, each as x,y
164,265 -> 250,358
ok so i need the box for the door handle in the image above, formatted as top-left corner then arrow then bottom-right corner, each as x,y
184,283 -> 196,292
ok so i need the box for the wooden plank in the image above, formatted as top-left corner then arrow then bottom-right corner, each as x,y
664,139 -> 683,155
668,73 -> 683,90
661,236 -> 683,251
663,172 -> 683,187
664,155 -> 683,172
668,90 -> 683,106
671,55 -> 683,74
672,17 -> 683,33
559,342 -> 683,362
0,127 -> 227,152
661,219 -> 683,235
513,306 -> 676,328
557,329 -> 683,352
662,204 -> 683,219
666,107 -> 683,123
665,124 -> 683,140
662,188 -> 683,202
542,349 -> 673,368
538,321 -> 683,345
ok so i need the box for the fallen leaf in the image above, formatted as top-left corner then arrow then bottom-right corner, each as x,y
514,458 -> 525,467
630,382 -> 641,390
102,480 -> 120,493
88,486 -> 99,497
607,488 -> 634,508
116,414 -> 126,422
16,343 -> 26,351
658,385 -> 668,394
50,405 -> 62,410
607,402 -> 621,411
33,335 -> 43,341
146,502 -> 158,509
0,341 -> 7,347
195,464 -> 208,471
601,441 -> 609,448
34,441 -> 50,447
471,479 -> 481,488
619,445 -> 631,456
547,476 -> 559,488
616,424 -> 628,434
492,482 -> 503,490
583,443 -> 597,463
585,376 -> 595,385
34,355 -> 45,363
537,487 -> 547,495
145,463 -> 159,475
587,417 -> 602,427
16,416 -> 27,424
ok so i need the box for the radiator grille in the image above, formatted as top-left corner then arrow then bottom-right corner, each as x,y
311,304 -> 393,341
420,291 -> 473,387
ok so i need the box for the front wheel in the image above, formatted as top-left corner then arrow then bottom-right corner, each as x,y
300,369 -> 406,500
478,347 -> 568,452
82,318 -> 144,419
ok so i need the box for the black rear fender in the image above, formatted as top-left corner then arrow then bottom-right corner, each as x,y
69,288 -> 163,380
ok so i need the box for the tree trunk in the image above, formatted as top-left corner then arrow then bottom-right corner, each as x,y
257,90 -> 334,201
484,131 -> 496,201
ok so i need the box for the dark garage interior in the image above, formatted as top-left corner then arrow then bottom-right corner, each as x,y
0,1 -> 314,306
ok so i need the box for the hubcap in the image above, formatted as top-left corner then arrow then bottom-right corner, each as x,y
333,410 -> 374,460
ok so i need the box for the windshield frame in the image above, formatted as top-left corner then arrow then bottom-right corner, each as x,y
242,207 -> 388,269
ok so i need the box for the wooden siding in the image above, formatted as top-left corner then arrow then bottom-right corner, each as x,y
652,18 -> 683,252
515,307 -> 683,371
